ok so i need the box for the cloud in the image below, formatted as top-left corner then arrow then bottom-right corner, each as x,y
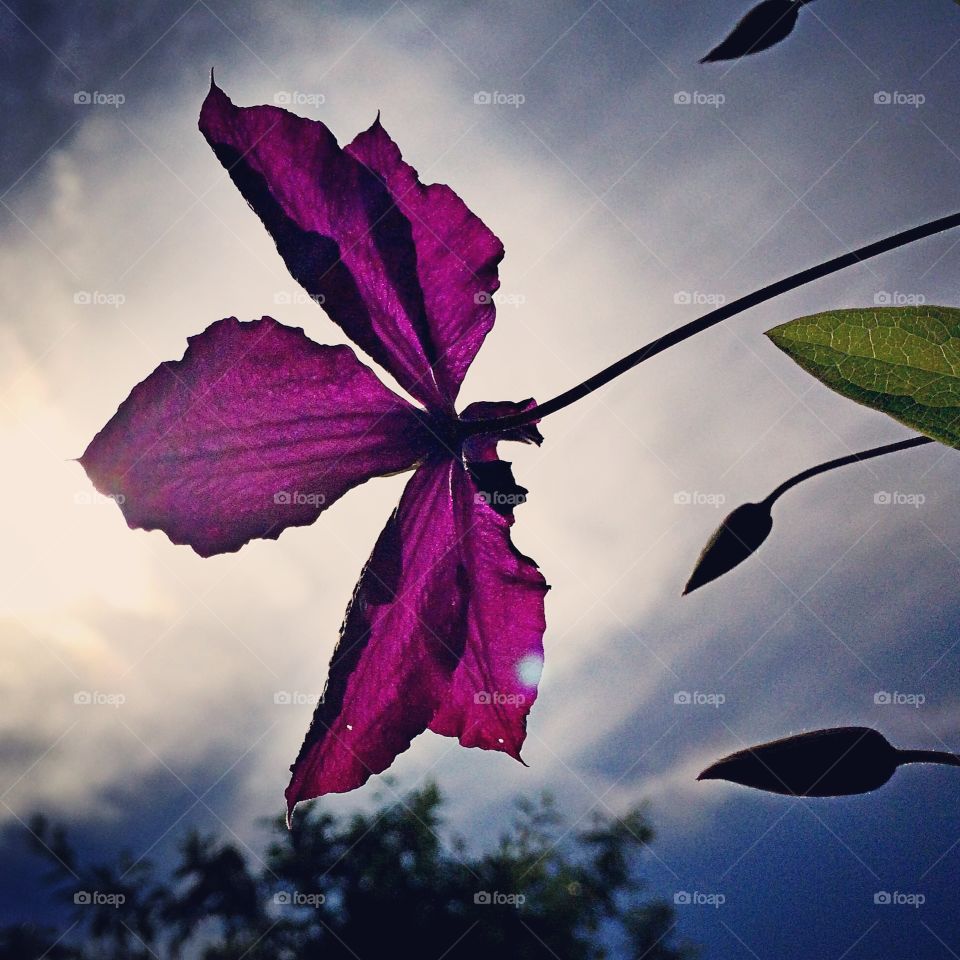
2,9 -> 960,934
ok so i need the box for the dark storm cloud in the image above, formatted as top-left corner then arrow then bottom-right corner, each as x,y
4,2 -> 960,958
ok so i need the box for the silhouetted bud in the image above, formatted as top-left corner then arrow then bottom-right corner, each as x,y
682,501 -> 772,595
698,727 -> 902,796
700,0 -> 806,63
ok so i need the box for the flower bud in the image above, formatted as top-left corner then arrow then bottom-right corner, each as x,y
697,727 -> 900,796
682,501 -> 772,595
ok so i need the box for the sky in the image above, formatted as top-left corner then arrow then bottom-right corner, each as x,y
2,0 -> 960,957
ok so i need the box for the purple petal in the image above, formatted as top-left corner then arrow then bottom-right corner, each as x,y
81,316 -> 432,557
286,431 -> 548,816
200,82 -> 503,411
346,120 -> 504,403
459,399 -> 543,461
427,454 -> 548,759
285,459 -> 465,811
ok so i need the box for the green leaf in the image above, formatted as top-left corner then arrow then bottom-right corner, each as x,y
766,306 -> 960,448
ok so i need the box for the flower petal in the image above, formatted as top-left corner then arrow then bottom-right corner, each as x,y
286,440 -> 548,816
80,316 -> 433,557
285,459 -> 466,811
428,457 -> 548,758
459,398 -> 543,461
200,82 -> 502,411
345,120 -> 504,403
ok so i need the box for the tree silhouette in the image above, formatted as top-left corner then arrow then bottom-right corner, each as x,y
2,781 -> 693,960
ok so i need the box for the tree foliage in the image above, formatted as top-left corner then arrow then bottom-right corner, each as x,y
1,782 -> 693,960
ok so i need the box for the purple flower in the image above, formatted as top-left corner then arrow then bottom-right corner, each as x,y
80,81 -> 549,821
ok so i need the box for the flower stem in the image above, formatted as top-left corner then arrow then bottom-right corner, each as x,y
461,210 -> 960,436
759,436 -> 934,508
897,749 -> 960,768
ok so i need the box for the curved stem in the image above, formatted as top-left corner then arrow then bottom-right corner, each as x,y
759,436 -> 934,508
897,749 -> 960,768
461,209 -> 960,437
